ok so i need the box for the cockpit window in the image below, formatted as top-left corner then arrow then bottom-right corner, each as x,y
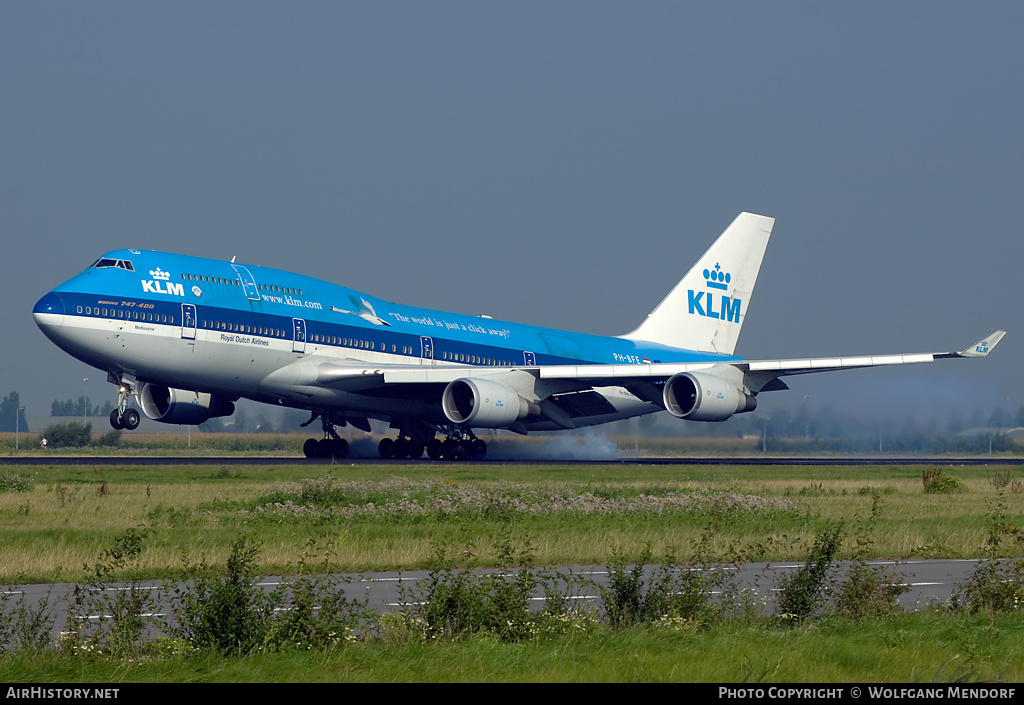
91,258 -> 135,271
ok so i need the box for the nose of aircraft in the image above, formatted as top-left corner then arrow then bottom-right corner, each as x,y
33,291 -> 65,329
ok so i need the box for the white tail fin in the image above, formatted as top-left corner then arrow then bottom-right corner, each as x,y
620,212 -> 774,355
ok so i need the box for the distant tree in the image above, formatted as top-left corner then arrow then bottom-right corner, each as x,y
279,409 -> 311,432
198,417 -> 225,433
233,408 -> 250,433
988,407 -> 1010,430
0,392 -> 29,432
253,413 -> 277,434
947,409 -> 965,434
50,396 -> 110,417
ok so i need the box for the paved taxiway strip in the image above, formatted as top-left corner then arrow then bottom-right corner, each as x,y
8,559 -> 991,641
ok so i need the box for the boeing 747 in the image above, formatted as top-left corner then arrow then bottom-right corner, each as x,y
32,213 -> 1005,459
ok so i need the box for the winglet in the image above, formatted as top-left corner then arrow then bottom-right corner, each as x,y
956,330 -> 1006,358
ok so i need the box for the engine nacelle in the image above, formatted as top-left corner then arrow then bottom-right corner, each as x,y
442,378 -> 540,428
137,383 -> 235,425
663,372 -> 756,422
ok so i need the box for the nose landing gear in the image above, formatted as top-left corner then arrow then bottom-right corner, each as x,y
108,377 -> 140,430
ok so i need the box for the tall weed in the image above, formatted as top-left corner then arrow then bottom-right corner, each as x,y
775,522 -> 844,622
594,543 -> 724,628
167,536 -> 280,655
395,535 -> 542,642
833,490 -> 909,620
950,493 -> 1024,622
167,536 -> 373,654
0,586 -> 55,654
65,528 -> 155,658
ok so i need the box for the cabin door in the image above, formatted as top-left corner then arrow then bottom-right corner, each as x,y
292,318 -> 306,353
231,264 -> 261,301
181,304 -> 197,340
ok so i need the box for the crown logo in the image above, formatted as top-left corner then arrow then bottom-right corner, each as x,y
150,268 -> 170,281
703,263 -> 730,291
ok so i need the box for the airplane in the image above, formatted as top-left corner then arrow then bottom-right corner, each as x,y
32,212 -> 1005,460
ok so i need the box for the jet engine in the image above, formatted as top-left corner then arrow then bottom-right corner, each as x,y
137,383 -> 235,425
663,372 -> 756,422
442,378 -> 540,428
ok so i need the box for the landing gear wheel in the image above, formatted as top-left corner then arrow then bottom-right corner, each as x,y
303,438 -> 320,458
316,438 -> 348,458
427,438 -> 443,459
121,408 -> 140,431
442,440 -> 468,460
109,409 -> 124,430
470,439 -> 487,460
378,438 -> 395,459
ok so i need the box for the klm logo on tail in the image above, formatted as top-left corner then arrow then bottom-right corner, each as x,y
688,263 -> 741,323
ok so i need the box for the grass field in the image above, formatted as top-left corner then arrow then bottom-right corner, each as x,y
2,612 -> 1023,683
1,458 -> 1022,582
1,442 -> 1023,682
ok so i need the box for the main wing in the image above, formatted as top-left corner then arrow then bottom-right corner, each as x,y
538,329 -> 1007,389
274,329 -> 1004,431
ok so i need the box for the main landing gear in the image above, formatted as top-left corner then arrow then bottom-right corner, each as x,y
108,378 -> 140,430
299,415 -> 488,461
377,425 -> 487,461
301,411 -> 350,459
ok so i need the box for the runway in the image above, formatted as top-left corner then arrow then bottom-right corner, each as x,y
1,455 -> 1022,466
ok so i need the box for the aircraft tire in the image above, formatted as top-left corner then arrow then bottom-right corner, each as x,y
122,408 -> 141,430
303,438 -> 320,458
470,439 -> 487,460
109,409 -> 124,430
378,438 -> 394,458
426,438 -> 443,459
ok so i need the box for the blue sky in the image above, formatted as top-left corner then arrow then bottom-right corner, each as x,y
2,2 -> 1020,427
